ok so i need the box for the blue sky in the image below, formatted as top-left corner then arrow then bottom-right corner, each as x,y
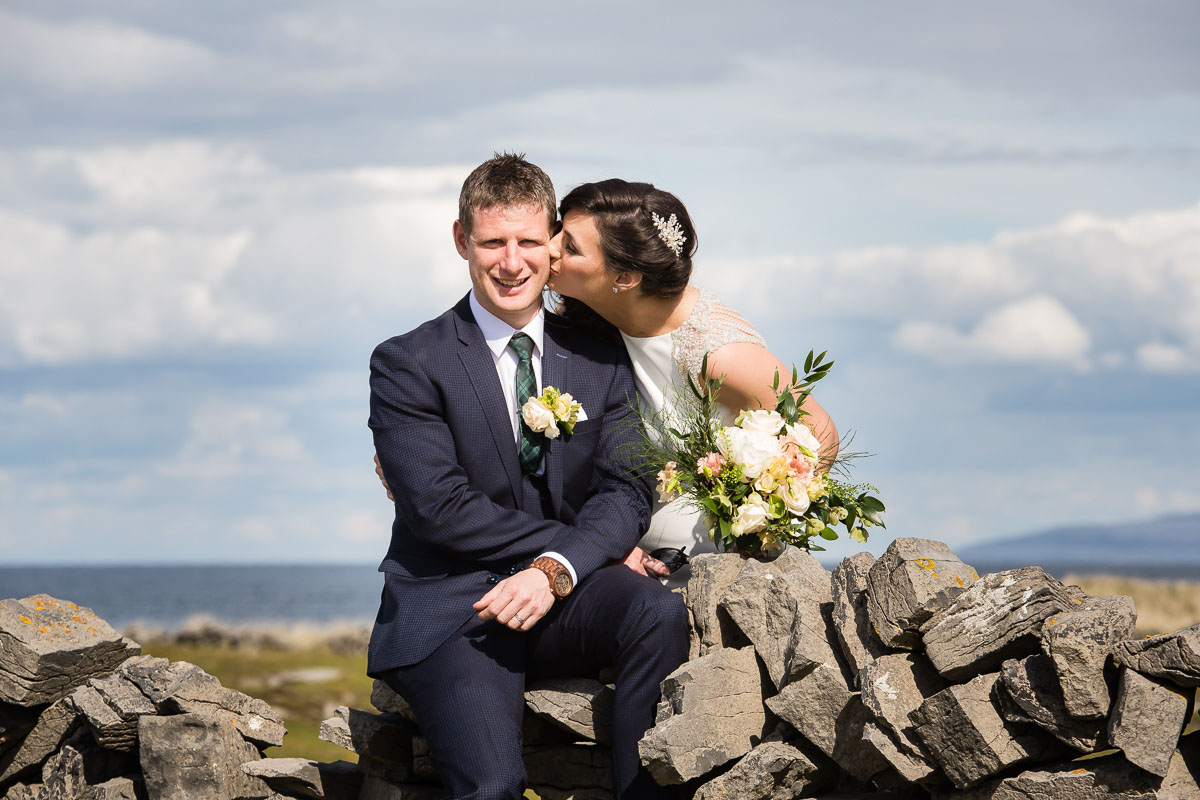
2,2 -> 1198,564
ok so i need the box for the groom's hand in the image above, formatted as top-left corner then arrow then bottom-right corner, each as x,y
622,546 -> 670,579
474,569 -> 555,632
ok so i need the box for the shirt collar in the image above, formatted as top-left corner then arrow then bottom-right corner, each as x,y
468,290 -> 544,360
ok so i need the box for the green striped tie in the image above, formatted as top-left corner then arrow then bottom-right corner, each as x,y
509,332 -> 543,474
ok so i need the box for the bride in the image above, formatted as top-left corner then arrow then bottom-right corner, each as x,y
547,179 -> 838,585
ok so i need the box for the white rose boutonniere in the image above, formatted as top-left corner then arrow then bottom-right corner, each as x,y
520,386 -> 583,440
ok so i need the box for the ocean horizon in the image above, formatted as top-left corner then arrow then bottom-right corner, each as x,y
2,560 -> 1196,631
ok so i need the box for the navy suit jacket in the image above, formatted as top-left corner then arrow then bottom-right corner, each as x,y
366,294 -> 653,674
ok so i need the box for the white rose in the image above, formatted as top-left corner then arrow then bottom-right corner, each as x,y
785,422 -> 821,461
723,427 -> 782,480
731,494 -> 771,536
739,409 -> 786,438
521,399 -> 558,437
776,478 -> 811,516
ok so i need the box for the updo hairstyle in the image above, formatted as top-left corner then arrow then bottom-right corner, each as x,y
558,179 -> 697,298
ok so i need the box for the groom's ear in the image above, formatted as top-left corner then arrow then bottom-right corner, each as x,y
452,219 -> 469,259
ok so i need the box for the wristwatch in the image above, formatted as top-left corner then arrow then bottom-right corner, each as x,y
529,556 -> 573,598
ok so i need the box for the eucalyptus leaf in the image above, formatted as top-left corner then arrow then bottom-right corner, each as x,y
819,526 -> 839,540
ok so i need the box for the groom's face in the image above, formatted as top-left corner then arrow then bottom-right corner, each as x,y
454,204 -> 553,329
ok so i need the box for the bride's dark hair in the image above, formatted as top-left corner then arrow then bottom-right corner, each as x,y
554,179 -> 697,333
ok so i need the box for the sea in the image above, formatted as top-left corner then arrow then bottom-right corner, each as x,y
0,560 -> 1195,631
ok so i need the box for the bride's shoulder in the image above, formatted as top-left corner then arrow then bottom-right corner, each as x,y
672,288 -> 767,379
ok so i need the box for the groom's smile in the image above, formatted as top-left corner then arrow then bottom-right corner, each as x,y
453,203 -> 552,329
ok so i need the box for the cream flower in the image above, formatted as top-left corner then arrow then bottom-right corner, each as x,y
738,409 -> 786,438
731,493 -> 771,536
521,399 -> 559,438
720,426 -> 782,481
784,422 -> 821,462
777,477 -> 811,516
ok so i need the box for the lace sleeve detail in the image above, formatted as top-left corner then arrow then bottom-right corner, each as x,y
671,289 -> 767,384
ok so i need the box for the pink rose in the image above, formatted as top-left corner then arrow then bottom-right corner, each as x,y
696,452 -> 724,477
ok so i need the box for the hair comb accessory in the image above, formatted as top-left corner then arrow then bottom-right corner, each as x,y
651,212 -> 686,257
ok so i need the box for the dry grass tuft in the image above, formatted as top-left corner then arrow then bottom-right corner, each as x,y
1063,574 -> 1200,637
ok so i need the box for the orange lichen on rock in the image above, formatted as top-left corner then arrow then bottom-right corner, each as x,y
19,615 -> 31,624
37,626 -> 51,634
955,576 -> 964,586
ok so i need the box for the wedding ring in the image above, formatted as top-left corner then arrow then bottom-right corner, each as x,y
515,614 -> 525,625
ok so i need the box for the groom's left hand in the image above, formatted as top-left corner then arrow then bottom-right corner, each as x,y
474,569 -> 555,632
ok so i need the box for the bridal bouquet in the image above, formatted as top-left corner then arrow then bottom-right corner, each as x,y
643,351 -> 884,555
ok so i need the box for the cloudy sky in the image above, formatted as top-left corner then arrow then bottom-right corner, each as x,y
2,1 -> 1198,564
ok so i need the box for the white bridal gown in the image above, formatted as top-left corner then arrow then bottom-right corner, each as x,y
620,289 -> 767,587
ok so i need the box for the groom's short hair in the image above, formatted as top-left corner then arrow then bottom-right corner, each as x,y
458,152 -> 557,237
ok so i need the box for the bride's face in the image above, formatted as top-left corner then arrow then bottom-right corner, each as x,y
548,210 -> 612,304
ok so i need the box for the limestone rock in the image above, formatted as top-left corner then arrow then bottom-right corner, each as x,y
0,596 -> 139,707
691,736 -> 820,800
685,554 -> 749,656
1160,734 -> 1200,800
524,678 -> 612,745
1040,594 -> 1136,720
0,705 -> 39,757
1107,667 -> 1189,777
865,538 -> 977,649
369,681 -> 416,722
355,775 -> 444,800
39,743 -> 89,800
0,696 -> 80,784
920,567 -> 1075,680
70,673 -> 156,753
137,713 -> 266,800
637,646 -> 767,785
909,672 -> 1060,789
90,777 -> 140,800
860,721 -> 939,785
859,651 -> 945,767
524,744 -> 609,800
830,552 -> 890,684
996,654 -> 1104,752
317,706 -> 416,782
1114,623 -> 1200,688
718,550 -> 837,689
942,756 -> 1165,799
149,668 -> 285,749
0,783 -> 41,800
116,657 -> 202,705
765,663 -> 888,783
241,757 -> 362,799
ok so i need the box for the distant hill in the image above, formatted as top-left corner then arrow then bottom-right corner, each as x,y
956,511 -> 1200,573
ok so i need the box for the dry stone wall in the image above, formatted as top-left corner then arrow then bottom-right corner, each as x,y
4,537 -> 1200,799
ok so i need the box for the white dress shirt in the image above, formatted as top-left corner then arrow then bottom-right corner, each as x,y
468,291 -> 577,586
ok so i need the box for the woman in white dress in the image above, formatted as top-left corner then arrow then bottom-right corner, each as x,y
547,179 -> 838,585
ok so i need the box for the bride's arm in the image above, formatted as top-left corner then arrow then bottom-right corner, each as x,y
706,342 -> 840,467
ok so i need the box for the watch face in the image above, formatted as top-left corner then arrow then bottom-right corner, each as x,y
554,573 -> 571,596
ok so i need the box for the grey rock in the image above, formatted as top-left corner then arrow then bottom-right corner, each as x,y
524,678 -> 612,745
90,777 -> 140,800
765,663 -> 888,783
921,567 -> 1075,680
909,672 -> 1060,789
0,595 -> 139,707
368,681 -> 416,722
410,736 -> 438,782
691,736 -> 820,800
1107,667 -> 1189,777
152,667 -> 286,749
859,651 -> 945,765
860,721 -> 938,784
1114,623 -> 1200,688
0,704 -> 39,757
137,713 -> 267,800
996,654 -> 1104,752
1040,594 -> 1137,719
355,775 -> 444,800
685,554 -> 748,656
0,696 -> 80,784
117,657 -> 202,705
1160,735 -> 1200,799
241,758 -> 362,799
718,550 -> 837,690
318,706 -> 417,781
90,778 -> 140,800
524,744 -> 610,800
942,756 -> 1164,799
865,538 -> 977,649
71,673 -> 156,753
1,784 -> 41,800
39,743 -> 90,800
638,646 -> 767,784
830,552 -> 890,684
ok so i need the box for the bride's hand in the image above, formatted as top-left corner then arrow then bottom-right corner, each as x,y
374,454 -> 394,502
622,546 -> 670,578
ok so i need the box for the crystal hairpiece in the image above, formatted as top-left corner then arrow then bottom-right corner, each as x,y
651,212 -> 686,257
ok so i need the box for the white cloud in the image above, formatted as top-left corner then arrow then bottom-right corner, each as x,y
1137,341 -> 1200,373
0,10 -> 217,92
894,294 -> 1092,369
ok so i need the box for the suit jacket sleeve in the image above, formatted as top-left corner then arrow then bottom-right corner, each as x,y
370,337 -> 569,566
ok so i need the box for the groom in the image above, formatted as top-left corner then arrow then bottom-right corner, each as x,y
368,153 -> 689,800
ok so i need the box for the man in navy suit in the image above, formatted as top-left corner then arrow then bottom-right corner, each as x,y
368,153 -> 689,800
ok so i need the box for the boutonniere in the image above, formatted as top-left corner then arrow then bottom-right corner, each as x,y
521,386 -> 583,439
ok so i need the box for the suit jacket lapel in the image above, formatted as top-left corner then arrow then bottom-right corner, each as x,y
454,299 -> 522,506
542,322 -> 569,517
